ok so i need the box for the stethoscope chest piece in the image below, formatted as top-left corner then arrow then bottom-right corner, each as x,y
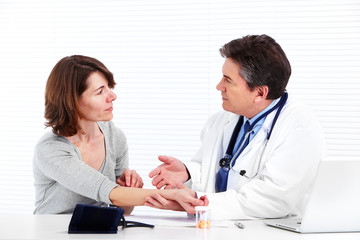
218,92 -> 288,179
219,158 -> 229,168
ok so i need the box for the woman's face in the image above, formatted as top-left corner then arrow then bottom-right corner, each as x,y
78,71 -> 117,122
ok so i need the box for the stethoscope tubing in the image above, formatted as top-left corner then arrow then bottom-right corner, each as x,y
221,92 -> 288,179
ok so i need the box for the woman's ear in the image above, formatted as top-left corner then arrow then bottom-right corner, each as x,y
253,85 -> 269,103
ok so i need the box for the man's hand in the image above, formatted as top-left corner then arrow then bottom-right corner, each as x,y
148,155 -> 189,189
145,193 -> 184,212
116,169 -> 144,188
145,185 -> 209,215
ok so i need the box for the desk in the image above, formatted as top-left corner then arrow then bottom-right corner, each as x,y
1,211 -> 359,240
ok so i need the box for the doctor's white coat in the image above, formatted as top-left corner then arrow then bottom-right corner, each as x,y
185,96 -> 325,220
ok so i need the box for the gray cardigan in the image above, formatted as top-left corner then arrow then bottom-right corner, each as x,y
33,121 -> 128,214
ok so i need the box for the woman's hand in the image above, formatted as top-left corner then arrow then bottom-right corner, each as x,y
116,169 -> 144,188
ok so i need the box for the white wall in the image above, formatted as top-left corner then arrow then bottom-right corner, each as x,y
0,0 -> 359,214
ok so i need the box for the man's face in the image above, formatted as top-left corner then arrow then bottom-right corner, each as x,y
216,58 -> 257,117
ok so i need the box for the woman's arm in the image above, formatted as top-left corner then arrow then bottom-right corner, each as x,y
109,186 -> 206,215
109,187 -> 158,206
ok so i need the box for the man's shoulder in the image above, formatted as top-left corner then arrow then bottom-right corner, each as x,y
205,110 -> 237,127
283,96 -> 314,117
279,96 -> 321,131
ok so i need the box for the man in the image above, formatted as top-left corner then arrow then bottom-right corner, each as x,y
147,34 -> 325,220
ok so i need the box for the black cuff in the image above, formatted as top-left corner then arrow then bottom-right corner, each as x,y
184,164 -> 191,181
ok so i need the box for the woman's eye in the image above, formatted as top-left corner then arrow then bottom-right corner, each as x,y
97,89 -> 103,95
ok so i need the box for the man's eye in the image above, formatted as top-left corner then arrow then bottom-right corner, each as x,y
97,89 -> 103,95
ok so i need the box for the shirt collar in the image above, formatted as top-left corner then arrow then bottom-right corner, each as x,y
245,97 -> 280,126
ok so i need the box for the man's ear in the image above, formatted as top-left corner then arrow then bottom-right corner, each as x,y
254,86 -> 269,103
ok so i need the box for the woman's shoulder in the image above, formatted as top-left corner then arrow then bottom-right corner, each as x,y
34,131 -> 75,163
36,131 -> 71,149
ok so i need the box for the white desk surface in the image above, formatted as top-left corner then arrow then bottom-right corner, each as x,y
1,210 -> 359,240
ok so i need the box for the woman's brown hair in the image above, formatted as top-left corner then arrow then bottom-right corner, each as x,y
44,55 -> 116,136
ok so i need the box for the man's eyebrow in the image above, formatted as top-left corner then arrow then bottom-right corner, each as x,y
223,74 -> 232,80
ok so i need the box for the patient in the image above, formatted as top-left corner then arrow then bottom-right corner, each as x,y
33,55 -> 207,214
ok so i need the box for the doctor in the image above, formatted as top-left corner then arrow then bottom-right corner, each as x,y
147,34 -> 325,220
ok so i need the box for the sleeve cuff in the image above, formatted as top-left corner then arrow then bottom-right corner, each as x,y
99,179 -> 118,205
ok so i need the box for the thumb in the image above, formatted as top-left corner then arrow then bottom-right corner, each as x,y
148,155 -> 167,178
187,195 -> 203,208
158,155 -> 174,165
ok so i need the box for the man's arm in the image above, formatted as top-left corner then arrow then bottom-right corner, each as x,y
148,155 -> 190,189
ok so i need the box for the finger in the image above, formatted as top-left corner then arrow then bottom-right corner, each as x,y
149,166 -> 161,178
200,195 -> 209,206
130,178 -> 137,188
116,175 -> 125,185
156,179 -> 168,189
117,179 -> 125,186
145,197 -> 156,207
133,177 -> 143,188
130,171 -> 138,187
177,201 -> 196,215
204,196 -> 209,206
151,174 -> 164,188
135,177 -> 144,188
144,202 -> 154,208
116,178 -> 121,185
183,192 -> 203,207
123,169 -> 131,186
184,205 -> 196,215
145,196 -> 164,209
164,184 -> 176,189
136,178 -> 144,188
153,193 -> 169,206
189,197 -> 204,207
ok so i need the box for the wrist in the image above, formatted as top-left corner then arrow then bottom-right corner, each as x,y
162,189 -> 178,200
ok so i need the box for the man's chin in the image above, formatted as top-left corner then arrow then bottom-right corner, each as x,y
222,105 -> 239,115
222,103 -> 230,112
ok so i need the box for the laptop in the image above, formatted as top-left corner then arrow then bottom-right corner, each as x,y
264,160 -> 360,233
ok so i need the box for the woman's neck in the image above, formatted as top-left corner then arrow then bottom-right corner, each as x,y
66,120 -> 102,144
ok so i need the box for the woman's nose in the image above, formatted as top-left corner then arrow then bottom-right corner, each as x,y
108,90 -> 117,101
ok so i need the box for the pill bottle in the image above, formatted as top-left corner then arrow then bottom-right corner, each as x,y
195,206 -> 211,229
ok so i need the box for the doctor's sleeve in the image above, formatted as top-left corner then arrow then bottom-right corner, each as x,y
183,115 -> 215,187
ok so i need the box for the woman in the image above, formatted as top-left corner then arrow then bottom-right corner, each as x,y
33,55 -> 207,214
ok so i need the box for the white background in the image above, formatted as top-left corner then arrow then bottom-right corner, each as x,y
0,0 -> 359,214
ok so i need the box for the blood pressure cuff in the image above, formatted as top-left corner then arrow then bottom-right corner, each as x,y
68,204 -> 154,234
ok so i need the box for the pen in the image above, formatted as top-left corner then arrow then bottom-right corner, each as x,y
235,221 -> 245,229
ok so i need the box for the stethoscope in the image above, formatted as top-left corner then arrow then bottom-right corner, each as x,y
219,92 -> 288,179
